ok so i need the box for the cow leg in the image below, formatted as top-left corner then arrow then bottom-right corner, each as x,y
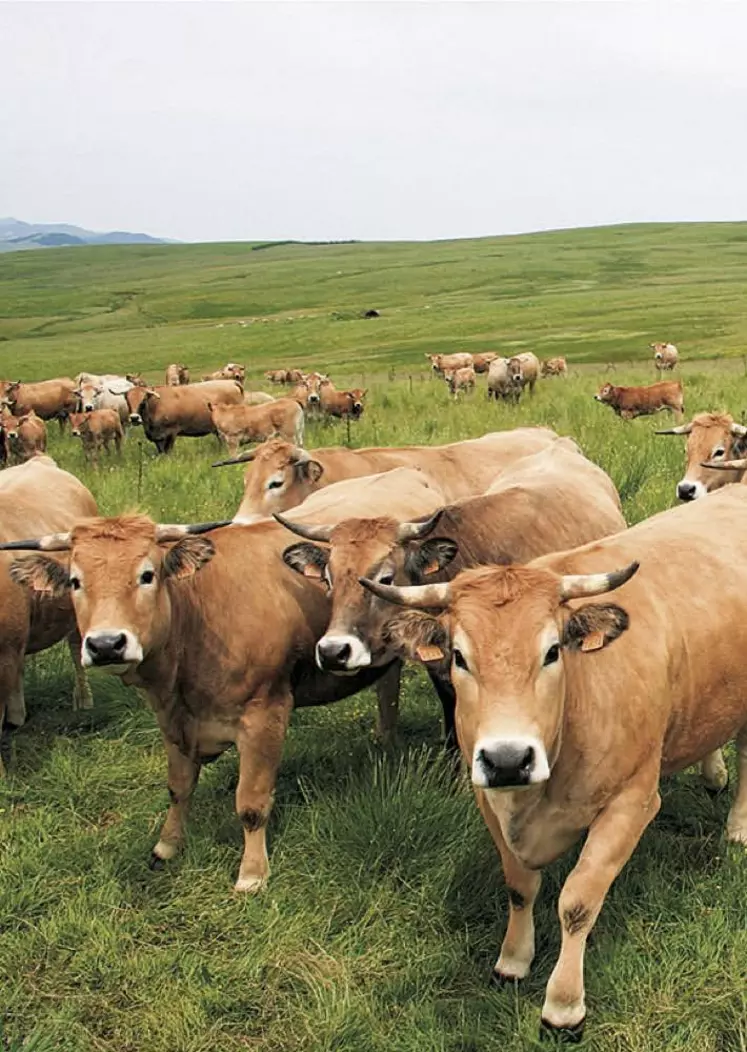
541,773 -> 660,1038
0,652 -> 26,775
475,790 -> 542,982
151,739 -> 201,865
726,725 -> 747,844
57,415 -> 66,434
67,635 -> 93,711
700,748 -> 728,793
234,693 -> 293,893
226,435 -> 239,457
425,668 -> 458,752
374,660 -> 401,744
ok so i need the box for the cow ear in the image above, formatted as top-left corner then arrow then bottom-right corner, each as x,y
405,538 -> 459,581
282,542 -> 329,580
163,536 -> 216,580
9,555 -> 70,598
300,460 -> 324,483
562,604 -> 630,652
384,610 -> 451,666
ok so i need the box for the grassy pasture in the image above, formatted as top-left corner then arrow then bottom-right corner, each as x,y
1,225 -> 747,1051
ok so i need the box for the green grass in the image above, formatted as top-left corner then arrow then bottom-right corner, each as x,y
1,225 -> 747,1051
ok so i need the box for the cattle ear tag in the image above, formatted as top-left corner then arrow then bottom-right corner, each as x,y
581,631 -> 605,653
303,563 -> 323,579
416,644 -> 444,662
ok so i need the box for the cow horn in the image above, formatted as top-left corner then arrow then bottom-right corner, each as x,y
701,457 -> 747,471
272,514 -> 333,542
0,531 -> 72,551
359,577 -> 452,609
730,422 -> 747,436
655,423 -> 692,435
396,509 -> 444,542
288,447 -> 310,465
155,520 -> 233,542
211,449 -> 258,467
559,561 -> 639,601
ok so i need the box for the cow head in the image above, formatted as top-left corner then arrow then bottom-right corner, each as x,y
212,438 -> 324,523
277,509 -> 453,673
594,383 -> 615,405
656,412 -> 747,500
346,389 -> 367,417
1,516 -> 231,673
303,373 -> 329,407
68,411 -> 88,437
75,381 -> 102,413
125,385 -> 151,424
508,358 -> 524,386
358,561 -> 637,790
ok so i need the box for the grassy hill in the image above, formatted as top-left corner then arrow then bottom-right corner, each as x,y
2,222 -> 747,381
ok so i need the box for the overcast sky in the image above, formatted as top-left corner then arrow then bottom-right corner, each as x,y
2,2 -> 747,243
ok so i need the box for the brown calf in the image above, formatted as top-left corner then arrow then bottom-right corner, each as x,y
5,410 -> 47,464
320,386 -> 367,419
70,408 -> 124,463
210,398 -> 305,456
594,380 -> 684,421
445,366 -> 476,397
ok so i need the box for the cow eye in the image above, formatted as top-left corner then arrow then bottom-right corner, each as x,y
267,478 -> 284,490
378,572 -> 394,586
453,648 -> 469,672
69,575 -> 81,591
543,643 -> 561,666
139,569 -> 156,586
711,447 -> 725,459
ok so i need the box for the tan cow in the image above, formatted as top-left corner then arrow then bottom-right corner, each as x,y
69,408 -> 124,464
1,379 -> 78,431
541,357 -> 568,378
508,352 -> 540,398
128,380 -> 244,453
209,398 -> 304,456
2,467 -> 444,884
165,364 -> 190,386
486,358 -> 515,402
203,363 -> 246,384
320,386 -> 367,419
265,369 -> 303,385
213,428 -> 558,524
651,342 -> 678,372
594,380 -> 684,421
445,366 -> 476,398
359,485 -> 747,1039
655,411 -> 747,501
0,456 -> 96,770
302,372 -> 331,411
244,391 -> 275,406
472,353 -> 498,374
4,411 -> 47,464
425,353 -> 473,376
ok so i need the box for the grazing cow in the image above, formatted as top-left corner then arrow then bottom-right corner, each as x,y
165,364 -> 190,386
594,381 -> 684,421
0,456 -> 97,771
320,386 -> 366,419
426,353 -> 473,376
1,379 -> 78,431
127,381 -> 244,453
655,411 -> 747,501
203,363 -> 246,385
74,374 -> 134,428
486,358 -> 515,402
69,409 -> 124,464
209,398 -> 304,456
472,353 -> 498,375
508,352 -> 540,399
244,391 -> 275,406
651,342 -> 679,372
445,366 -> 476,398
277,438 -> 626,747
4,411 -> 47,464
541,357 -> 568,378
2,467 -> 444,884
213,428 -> 558,524
359,485 -> 747,1039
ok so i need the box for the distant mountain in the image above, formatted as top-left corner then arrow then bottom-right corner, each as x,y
0,217 -> 170,252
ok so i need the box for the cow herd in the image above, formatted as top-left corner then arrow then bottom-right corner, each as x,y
1,348 -> 747,1042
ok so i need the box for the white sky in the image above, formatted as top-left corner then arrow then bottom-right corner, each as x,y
2,2 -> 747,242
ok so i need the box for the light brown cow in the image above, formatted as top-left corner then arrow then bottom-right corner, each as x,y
244,391 -> 275,406
265,370 -> 289,385
0,456 -> 96,770
425,353 -> 473,375
302,372 -> 331,411
655,411 -> 747,501
4,410 -> 47,464
1,379 -> 78,431
0,409 -> 21,465
472,353 -> 498,374
508,352 -> 540,398
69,408 -> 124,464
359,485 -> 747,1039
203,363 -> 246,384
651,342 -> 678,372
486,358 -> 515,402
541,357 -> 568,378
214,428 -> 558,524
165,364 -> 190,386
2,467 -> 444,884
320,386 -> 367,419
209,398 -> 304,456
128,380 -> 244,453
594,380 -> 684,421
445,366 -> 476,398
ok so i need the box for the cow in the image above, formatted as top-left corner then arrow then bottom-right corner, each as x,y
74,374 -> 134,428
445,366 -> 476,398
4,411 -> 47,464
1,379 -> 78,431
0,409 -> 21,464
127,381 -> 244,453
213,428 -> 558,524
594,380 -> 684,421
202,363 -> 246,385
472,353 -> 498,375
301,372 -> 331,411
244,391 -> 275,406
275,438 -> 625,747
320,386 -> 366,419
209,398 -> 304,456
425,353 -> 473,376
655,412 -> 747,501
165,364 -> 190,386
69,409 -> 124,464
1,467 -> 445,884
0,456 -> 97,772
486,358 -> 515,402
357,485 -> 747,1040
508,352 -> 540,399
541,357 -> 568,378
265,370 -> 289,385
651,342 -> 678,372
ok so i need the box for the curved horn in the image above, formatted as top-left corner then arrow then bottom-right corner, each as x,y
560,561 -> 639,601
359,577 -> 452,609
211,448 -> 258,468
273,513 -> 333,542
0,531 -> 72,552
288,446 -> 310,465
730,422 -> 747,437
701,457 -> 747,471
396,508 -> 444,542
654,423 -> 692,435
155,520 -> 233,542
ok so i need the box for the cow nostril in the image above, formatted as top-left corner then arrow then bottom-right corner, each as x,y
519,745 -> 534,772
112,633 -> 127,652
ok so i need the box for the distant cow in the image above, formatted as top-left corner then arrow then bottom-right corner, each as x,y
508,352 -> 540,398
541,357 -> 568,378
445,366 -> 476,398
165,364 -> 190,386
1,379 -> 77,431
426,353 -> 473,376
486,358 -> 515,402
265,369 -> 304,385
595,381 -> 684,421
203,363 -> 246,385
69,409 -> 124,464
210,398 -> 305,456
651,342 -> 679,372
4,411 -> 47,464
655,411 -> 747,501
320,386 -> 367,419
472,353 -> 498,374
128,380 -> 244,453
74,373 -> 134,428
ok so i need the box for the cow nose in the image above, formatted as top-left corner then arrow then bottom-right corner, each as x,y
129,414 -> 141,424
308,395 -> 320,405
84,403 -> 95,411
85,632 -> 128,665
316,638 -> 351,671
677,481 -> 697,502
476,743 -> 536,788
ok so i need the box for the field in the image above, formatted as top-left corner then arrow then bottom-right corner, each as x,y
1,224 -> 747,1052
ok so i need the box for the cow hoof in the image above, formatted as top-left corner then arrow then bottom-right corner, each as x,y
148,854 -> 166,871
705,776 -> 729,798
490,969 -> 521,988
233,874 -> 267,894
539,1017 -> 585,1044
